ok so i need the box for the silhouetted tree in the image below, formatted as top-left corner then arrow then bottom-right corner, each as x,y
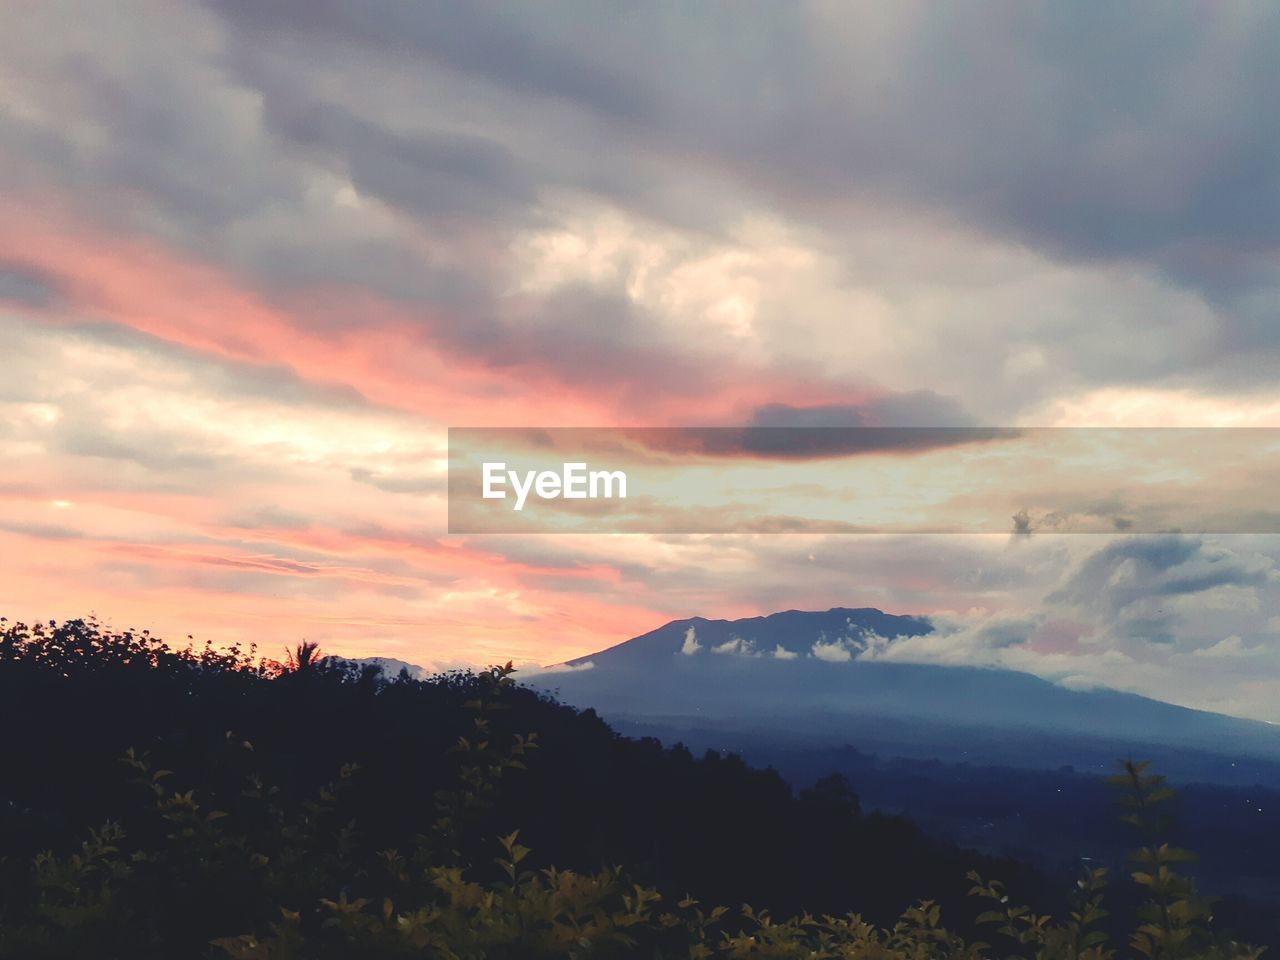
284,639 -> 324,675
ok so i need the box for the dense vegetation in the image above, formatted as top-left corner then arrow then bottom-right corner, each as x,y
0,616 -> 1269,959
629,730 -> 1280,940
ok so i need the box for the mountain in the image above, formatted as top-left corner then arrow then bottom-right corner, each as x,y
566,607 -> 933,667
525,607 -> 1280,787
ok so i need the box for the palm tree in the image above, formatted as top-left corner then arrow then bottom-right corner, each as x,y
285,639 -> 324,676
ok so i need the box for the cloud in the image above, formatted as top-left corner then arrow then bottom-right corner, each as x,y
211,0 -> 656,123
10,0 -> 1277,426
1048,536 -> 1273,646
860,613 -> 1034,666
811,638 -> 853,662
0,262 -> 60,307
749,394 -> 976,428
198,1 -> 1280,392
524,659 -> 596,675
622,415 -> 1017,462
1191,635 -> 1263,659
711,636 -> 760,656
349,468 -> 445,495
834,535 -> 1280,719
680,626 -> 702,656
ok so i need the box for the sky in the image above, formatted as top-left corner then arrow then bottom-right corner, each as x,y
3,2 -> 1280,721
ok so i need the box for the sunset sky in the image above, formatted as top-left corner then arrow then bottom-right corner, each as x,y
4,3 -> 1280,721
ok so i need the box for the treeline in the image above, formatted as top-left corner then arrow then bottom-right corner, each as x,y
0,617 -> 1267,959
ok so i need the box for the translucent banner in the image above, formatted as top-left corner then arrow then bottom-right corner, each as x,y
447,427 -> 1280,534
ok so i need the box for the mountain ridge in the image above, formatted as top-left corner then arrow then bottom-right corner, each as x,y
343,605 -> 1280,784
566,606 -> 934,668
528,605 -> 1280,785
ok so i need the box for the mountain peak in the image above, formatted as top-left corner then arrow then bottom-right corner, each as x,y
529,605 -> 1280,784
567,606 -> 933,667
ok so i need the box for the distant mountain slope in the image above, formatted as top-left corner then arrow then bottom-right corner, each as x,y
528,607 -> 1280,786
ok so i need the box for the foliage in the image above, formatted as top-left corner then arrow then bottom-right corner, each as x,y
0,617 -> 1269,959
1105,761 -> 1227,960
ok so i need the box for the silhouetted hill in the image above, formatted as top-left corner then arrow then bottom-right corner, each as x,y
0,617 -> 1043,942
